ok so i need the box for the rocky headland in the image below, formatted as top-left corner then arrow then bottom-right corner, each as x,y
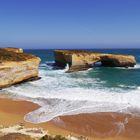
0,48 -> 41,88
54,50 -> 136,72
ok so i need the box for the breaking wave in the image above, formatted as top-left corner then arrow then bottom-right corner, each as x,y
1,62 -> 140,123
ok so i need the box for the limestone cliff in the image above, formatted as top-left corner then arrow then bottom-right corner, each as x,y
54,50 -> 136,72
2,47 -> 23,53
0,48 -> 41,88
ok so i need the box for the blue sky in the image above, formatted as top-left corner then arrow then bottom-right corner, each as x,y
0,0 -> 140,49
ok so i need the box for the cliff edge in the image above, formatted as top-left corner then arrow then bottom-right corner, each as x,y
2,47 -> 23,53
0,48 -> 41,88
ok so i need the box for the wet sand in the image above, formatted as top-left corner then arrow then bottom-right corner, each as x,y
0,97 -> 140,140
0,98 -> 71,136
53,113 -> 140,140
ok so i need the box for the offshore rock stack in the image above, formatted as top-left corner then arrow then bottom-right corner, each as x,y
54,50 -> 136,72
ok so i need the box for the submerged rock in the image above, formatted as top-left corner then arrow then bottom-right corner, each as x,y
54,50 -> 136,72
0,48 -> 41,88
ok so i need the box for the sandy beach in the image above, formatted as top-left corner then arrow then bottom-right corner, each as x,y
57,113 -> 140,140
0,97 -> 140,140
0,0 -> 140,139
0,97 -> 71,136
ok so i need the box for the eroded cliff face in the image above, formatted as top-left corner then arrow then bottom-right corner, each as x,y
100,54 -> 136,67
54,50 -> 136,72
0,48 -> 41,88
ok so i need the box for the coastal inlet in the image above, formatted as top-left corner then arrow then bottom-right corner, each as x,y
0,48 -> 140,125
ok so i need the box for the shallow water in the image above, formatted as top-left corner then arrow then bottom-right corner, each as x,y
1,49 -> 140,123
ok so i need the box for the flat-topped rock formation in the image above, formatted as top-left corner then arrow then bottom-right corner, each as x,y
0,48 -> 41,88
54,50 -> 136,72
2,47 -> 23,53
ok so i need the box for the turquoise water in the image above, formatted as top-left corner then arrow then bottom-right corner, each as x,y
26,49 -> 140,90
1,49 -> 140,123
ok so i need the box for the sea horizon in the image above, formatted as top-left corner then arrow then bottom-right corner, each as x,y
0,0 -> 140,139
0,48 -> 139,123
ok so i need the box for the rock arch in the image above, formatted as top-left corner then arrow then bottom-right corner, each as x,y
54,50 -> 136,72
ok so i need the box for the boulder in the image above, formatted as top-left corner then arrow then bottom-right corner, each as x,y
0,48 -> 41,88
54,50 -> 136,72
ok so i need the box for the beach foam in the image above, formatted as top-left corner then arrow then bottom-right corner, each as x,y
115,63 -> 140,69
1,63 -> 140,123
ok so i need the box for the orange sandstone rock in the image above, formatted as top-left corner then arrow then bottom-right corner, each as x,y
0,48 -> 41,88
2,47 -> 23,53
54,50 -> 136,72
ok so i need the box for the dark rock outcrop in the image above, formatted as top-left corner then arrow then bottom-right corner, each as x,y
54,50 -> 136,72
40,135 -> 68,140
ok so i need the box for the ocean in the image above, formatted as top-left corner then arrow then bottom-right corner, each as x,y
1,49 -> 140,124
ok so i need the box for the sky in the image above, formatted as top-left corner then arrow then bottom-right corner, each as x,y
0,0 -> 140,49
